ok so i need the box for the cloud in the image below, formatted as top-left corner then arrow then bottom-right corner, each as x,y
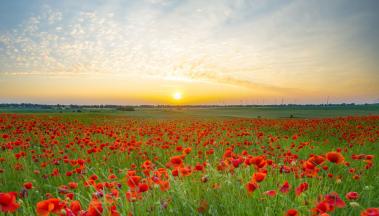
0,0 -> 378,99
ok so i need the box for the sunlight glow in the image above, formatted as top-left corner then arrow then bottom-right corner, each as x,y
0,1 -> 378,104
172,91 -> 182,101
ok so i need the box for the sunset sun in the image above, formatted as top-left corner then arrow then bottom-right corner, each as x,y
172,91 -> 182,101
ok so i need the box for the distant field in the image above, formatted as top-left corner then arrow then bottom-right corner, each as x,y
1,105 -> 379,119
0,112 -> 378,215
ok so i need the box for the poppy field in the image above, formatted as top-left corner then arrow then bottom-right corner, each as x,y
0,113 -> 378,216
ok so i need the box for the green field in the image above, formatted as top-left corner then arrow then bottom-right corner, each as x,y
1,105 -> 379,119
0,107 -> 378,216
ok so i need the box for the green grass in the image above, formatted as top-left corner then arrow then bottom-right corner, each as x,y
0,110 -> 378,216
1,104 -> 379,119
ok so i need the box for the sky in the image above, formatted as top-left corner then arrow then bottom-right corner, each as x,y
0,0 -> 379,105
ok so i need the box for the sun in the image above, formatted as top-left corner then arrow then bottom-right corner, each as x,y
172,91 -> 182,101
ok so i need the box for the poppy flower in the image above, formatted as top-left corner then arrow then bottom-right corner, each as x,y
159,181 -> 170,191
324,192 -> 345,208
264,190 -> 276,197
179,167 -> 192,177
24,182 -> 33,190
195,163 -> 204,172
170,156 -> 183,167
87,199 -> 103,216
171,169 -> 179,177
304,155 -> 325,169
68,182 -> 78,189
360,208 -> 379,216
252,172 -> 266,183
36,198 -> 65,216
285,209 -> 299,216
127,176 -> 141,188
295,182 -> 308,196
366,155 -> 374,160
345,192 -> 359,200
279,181 -> 291,194
183,147 -> 192,155
245,181 -> 259,193
138,183 -> 149,193
0,192 -> 20,213
69,200 -> 81,215
313,201 -> 334,214
326,152 -> 344,164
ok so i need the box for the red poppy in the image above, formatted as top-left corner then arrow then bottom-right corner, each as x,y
361,208 -> 379,216
326,152 -> 344,164
313,201 -> 334,214
285,209 -> 299,216
0,192 -> 20,213
179,167 -> 192,177
24,182 -> 33,190
36,198 -> 65,216
245,181 -> 259,193
264,190 -> 276,197
345,191 -> 359,200
87,199 -> 103,216
304,155 -> 325,169
295,182 -> 308,196
138,183 -> 149,193
70,200 -> 81,215
324,192 -> 345,208
279,181 -> 291,194
252,172 -> 266,183
68,182 -> 78,189
159,180 -> 170,191
170,156 -> 183,167
127,176 -> 141,188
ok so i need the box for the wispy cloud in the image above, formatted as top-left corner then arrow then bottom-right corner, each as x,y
0,0 -> 378,103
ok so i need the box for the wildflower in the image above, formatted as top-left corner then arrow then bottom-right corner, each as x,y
252,172 -> 266,182
23,182 -> 33,190
36,198 -> 65,216
170,156 -> 183,167
246,181 -> 259,193
295,182 -> 308,196
138,183 -> 149,193
360,208 -> 379,216
285,209 -> 299,216
264,190 -> 276,197
0,192 -> 20,213
280,181 -> 291,194
326,152 -> 344,164
87,199 -> 103,216
324,192 -> 345,208
345,192 -> 359,200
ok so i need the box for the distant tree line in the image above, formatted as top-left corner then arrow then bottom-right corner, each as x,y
0,103 -> 378,110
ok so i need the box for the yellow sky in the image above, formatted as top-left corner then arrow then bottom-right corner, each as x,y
1,1 -> 379,104
1,72 -> 378,105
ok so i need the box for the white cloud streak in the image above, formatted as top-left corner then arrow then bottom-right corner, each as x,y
0,0 -> 378,96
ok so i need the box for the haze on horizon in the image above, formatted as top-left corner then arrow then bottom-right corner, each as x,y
1,0 -> 379,105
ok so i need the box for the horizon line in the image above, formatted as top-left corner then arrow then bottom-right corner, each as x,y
1,102 -> 378,107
